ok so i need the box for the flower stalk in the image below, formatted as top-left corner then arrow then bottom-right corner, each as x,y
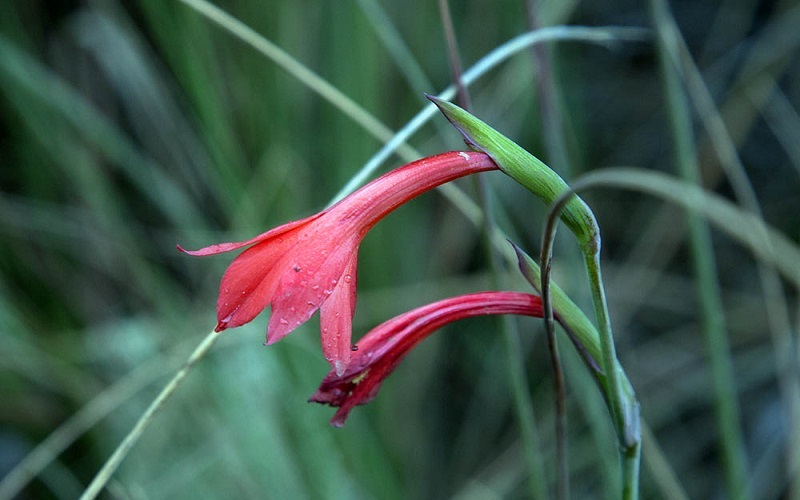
430,97 -> 641,498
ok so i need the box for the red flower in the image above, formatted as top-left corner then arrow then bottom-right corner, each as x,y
180,152 -> 497,374
309,291 -> 544,426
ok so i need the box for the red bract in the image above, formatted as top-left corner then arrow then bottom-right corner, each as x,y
180,152 -> 497,374
309,291 -> 544,426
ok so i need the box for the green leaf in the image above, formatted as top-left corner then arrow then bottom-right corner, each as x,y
428,95 -> 598,250
510,241 -> 603,377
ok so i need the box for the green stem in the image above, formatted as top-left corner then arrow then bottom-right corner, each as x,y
541,264 -> 568,500
429,95 -> 642,498
540,194 -> 641,499
80,329 -> 221,500
582,245 -> 642,500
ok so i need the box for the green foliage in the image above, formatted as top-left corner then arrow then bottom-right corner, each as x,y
1,0 -> 798,499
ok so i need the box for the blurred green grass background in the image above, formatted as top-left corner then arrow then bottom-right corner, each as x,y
1,0 -> 799,498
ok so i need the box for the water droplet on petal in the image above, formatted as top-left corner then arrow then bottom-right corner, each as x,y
279,318 -> 289,325
344,275 -> 352,283
312,285 -> 319,291
331,278 -> 338,285
351,345 -> 358,351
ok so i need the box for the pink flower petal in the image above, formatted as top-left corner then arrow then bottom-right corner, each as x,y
266,234 -> 359,347
215,236 -> 299,331
310,292 -> 544,426
319,253 -> 358,375
181,152 -> 501,374
177,213 -> 323,256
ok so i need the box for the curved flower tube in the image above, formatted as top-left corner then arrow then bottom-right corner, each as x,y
180,152 -> 497,374
309,291 -> 544,426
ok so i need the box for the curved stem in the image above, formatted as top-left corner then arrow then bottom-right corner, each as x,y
541,191 -> 641,499
539,224 -> 568,500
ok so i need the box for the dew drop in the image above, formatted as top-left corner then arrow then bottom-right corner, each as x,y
351,345 -> 358,352
289,306 -> 296,313
279,318 -> 289,325
331,278 -> 338,285
312,285 -> 320,291
293,265 -> 301,272
344,275 -> 352,283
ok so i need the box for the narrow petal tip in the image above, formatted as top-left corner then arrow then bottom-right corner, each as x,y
177,243 -> 210,256
214,321 -> 228,333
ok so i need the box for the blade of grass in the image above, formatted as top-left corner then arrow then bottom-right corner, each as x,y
557,168 -> 800,290
758,83 -> 800,176
436,4 -> 548,496
80,329 -> 221,500
0,337 -> 189,499
331,25 -> 649,203
654,4 -> 800,494
175,0 -> 417,161
525,3 -> 584,497
649,1 -> 751,497
355,0 -> 435,94
641,422 -> 690,500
